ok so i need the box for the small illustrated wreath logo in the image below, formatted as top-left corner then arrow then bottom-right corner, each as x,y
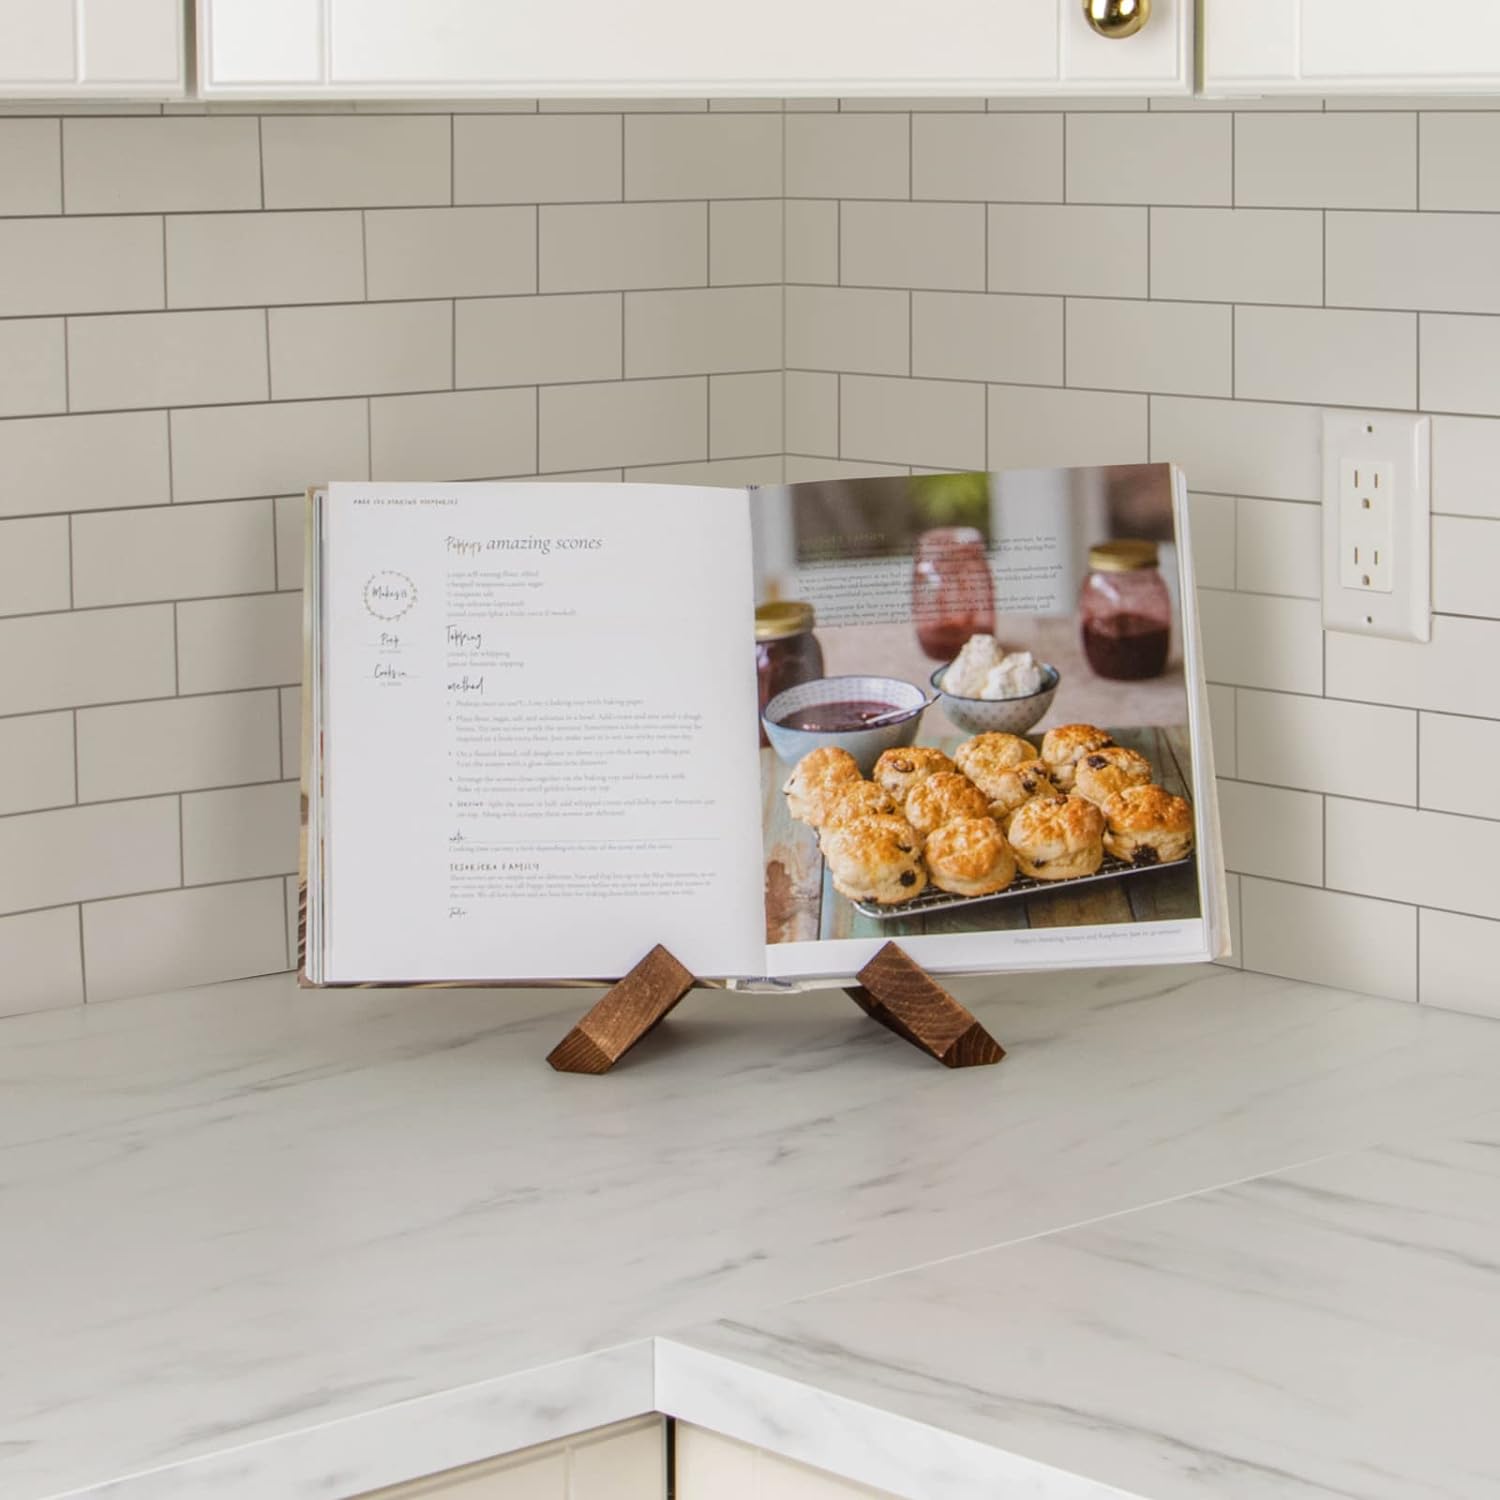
363,570 -> 418,621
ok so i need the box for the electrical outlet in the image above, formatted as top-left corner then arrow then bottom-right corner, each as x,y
1322,412 -> 1430,642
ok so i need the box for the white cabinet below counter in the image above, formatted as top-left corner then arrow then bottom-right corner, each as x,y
197,0 -> 1191,99
1205,0 -> 1500,94
0,0 -> 182,95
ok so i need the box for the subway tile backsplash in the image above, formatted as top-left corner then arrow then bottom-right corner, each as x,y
0,96 -> 1496,1016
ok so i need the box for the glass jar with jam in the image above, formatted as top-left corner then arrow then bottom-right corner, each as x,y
911,526 -> 996,662
1079,540 -> 1171,681
755,601 -> 824,746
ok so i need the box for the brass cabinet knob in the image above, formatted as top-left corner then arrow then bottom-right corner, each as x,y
1082,0 -> 1151,38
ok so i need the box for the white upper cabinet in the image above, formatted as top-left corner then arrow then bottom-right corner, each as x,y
0,0 -> 183,95
199,0 -> 1191,98
1205,0 -> 1500,94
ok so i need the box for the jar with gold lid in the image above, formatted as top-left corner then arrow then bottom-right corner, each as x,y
755,601 -> 824,746
1078,539 -> 1171,681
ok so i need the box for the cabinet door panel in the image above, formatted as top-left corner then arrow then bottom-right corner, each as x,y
207,0 -> 322,83
80,0 -> 181,83
1062,0 -> 1185,85
0,0 -> 182,94
0,0 -> 75,84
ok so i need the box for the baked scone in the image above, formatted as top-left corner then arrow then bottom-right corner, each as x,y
819,781 -> 900,850
873,746 -> 956,808
952,732 -> 1038,792
924,817 -> 1016,897
1006,794 -> 1105,881
904,770 -> 992,840
982,756 -> 1058,820
1101,785 -> 1194,867
783,746 -> 861,828
822,813 -> 928,905
1073,744 -> 1153,807
1040,724 -> 1116,791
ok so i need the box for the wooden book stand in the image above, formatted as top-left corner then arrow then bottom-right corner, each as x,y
547,940 -> 1005,1074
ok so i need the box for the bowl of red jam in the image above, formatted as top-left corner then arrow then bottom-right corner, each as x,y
762,675 -> 930,773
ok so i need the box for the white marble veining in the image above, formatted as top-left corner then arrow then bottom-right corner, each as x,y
4,965 -> 1500,1498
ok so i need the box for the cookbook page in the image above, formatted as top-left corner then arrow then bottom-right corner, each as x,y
750,464 -> 1224,983
322,482 -> 765,983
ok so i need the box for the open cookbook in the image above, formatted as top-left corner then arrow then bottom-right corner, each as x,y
301,464 -> 1229,990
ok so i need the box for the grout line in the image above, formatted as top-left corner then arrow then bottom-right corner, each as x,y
4,873 -> 299,929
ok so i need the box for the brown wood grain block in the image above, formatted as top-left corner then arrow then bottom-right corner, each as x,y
547,944 -> 696,1074
846,942 -> 1005,1069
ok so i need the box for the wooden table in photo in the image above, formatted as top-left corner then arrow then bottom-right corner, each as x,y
760,726 -> 1201,947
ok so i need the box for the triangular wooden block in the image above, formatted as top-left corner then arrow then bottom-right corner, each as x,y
845,942 -> 1005,1068
547,944 -> 696,1074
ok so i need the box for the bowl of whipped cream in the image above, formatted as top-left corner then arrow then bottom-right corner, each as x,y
930,634 -> 1060,736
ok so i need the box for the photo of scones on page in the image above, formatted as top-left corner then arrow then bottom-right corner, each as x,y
953,731 -> 1036,784
783,746 -> 862,828
873,745 -> 956,809
1073,744 -> 1153,807
925,817 -> 1017,897
818,780 -> 900,851
981,757 -> 1058,821
1039,724 -> 1116,791
903,771 -> 992,842
1101,785 -> 1195,867
1007,794 -> 1106,881
821,813 -> 928,905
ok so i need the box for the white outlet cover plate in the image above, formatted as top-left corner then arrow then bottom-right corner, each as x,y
1321,411 -> 1430,642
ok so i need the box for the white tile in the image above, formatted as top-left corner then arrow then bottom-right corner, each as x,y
1419,909 -> 1500,1019
1237,689 -> 1415,804
1235,114 -> 1416,209
1206,682 -> 1235,777
1234,305 -> 1415,410
0,711 -> 74,814
0,797 -> 179,916
840,201 -> 984,292
1433,515 -> 1500,617
1420,712 -> 1500,821
454,115 -> 621,204
1327,212 -> 1500,316
1431,416 -> 1500,520
456,293 -> 622,388
988,385 -> 1147,471
82,878 -> 288,1005
1240,878 -> 1416,1002
987,205 -> 1147,298
1067,113 -> 1231,206
176,592 -> 302,694
365,206 -> 536,300
0,216 -> 162,316
625,114 -> 780,200
0,906 -> 81,1016
1327,613 -> 1500,719
539,377 -> 706,472
1187,492 -> 1235,590
1235,496 -> 1321,598
539,96 -> 704,112
676,1425 -> 756,1500
63,118 -> 260,213
0,317 -> 65,417
711,371 -> 781,458
570,1421 -> 664,1500
842,96 -> 983,112
627,455 -> 783,486
72,499 -> 275,608
785,200 -> 838,285
171,399 -> 368,505
911,114 -> 1061,202
67,309 -> 268,413
785,114 -> 908,199
1150,208 -> 1323,306
261,116 -> 450,209
911,292 -> 1061,386
0,119 -> 61,216
710,199 -> 782,287
1327,796 -> 1500,921
182,780 -> 299,885
625,286 -> 781,379
0,411 -> 169,518
784,456 -> 909,483
77,690 -> 280,804
167,211 -> 365,309
1067,298 -> 1231,397
1217,778 -> 1323,884
274,495 -> 301,590
1419,112 -> 1500,210
0,515 -> 70,616
539,203 -> 706,293
280,685 -> 300,776
1422,314 -> 1500,416
785,370 -> 837,456
1150,396 -> 1322,502
840,375 -> 985,471
784,285 -> 908,376
1197,588 -> 1323,693
370,388 -> 536,481
269,301 -> 451,400
0,604 -> 174,715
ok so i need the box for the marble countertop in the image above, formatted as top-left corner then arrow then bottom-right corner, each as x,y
4,965 -> 1500,1499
